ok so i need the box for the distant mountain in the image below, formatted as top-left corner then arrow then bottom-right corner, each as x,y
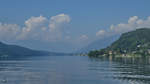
78,35 -> 119,53
0,42 -> 68,57
88,28 -> 150,57
10,39 -> 76,53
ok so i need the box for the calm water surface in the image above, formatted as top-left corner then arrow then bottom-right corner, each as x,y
0,55 -> 150,84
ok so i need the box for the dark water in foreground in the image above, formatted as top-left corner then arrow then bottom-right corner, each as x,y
0,56 -> 150,84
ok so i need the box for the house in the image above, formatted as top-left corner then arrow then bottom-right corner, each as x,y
109,51 -> 112,55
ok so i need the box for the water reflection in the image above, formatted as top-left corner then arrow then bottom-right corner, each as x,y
0,56 -> 51,84
89,56 -> 150,84
0,55 -> 150,84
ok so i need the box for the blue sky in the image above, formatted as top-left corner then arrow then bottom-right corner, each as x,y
0,0 -> 150,52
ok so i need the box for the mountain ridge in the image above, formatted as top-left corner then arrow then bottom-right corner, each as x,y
0,41 -> 68,57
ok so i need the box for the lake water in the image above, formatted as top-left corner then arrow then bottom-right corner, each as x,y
0,55 -> 150,84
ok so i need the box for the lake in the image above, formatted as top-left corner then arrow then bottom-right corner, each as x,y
0,55 -> 150,84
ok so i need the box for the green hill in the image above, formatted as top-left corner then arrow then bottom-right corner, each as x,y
88,28 -> 150,57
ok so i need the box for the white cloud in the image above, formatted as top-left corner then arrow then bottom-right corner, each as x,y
2,15 -> 150,46
96,16 -> 150,38
18,15 -> 48,40
19,14 -> 71,41
128,16 -> 138,24
0,13 -> 71,42
96,29 -> 106,36
49,14 -> 71,31
136,16 -> 150,28
109,16 -> 139,34
0,23 -> 21,41
46,14 -> 71,41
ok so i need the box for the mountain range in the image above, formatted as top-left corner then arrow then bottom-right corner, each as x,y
0,41 -> 68,58
78,35 -> 119,53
